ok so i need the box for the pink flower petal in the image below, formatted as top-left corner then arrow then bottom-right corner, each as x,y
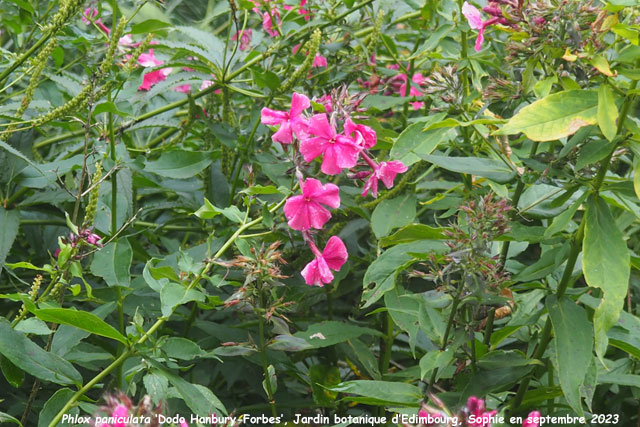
522,411 -> 541,427
138,68 -> 171,91
299,136 -> 328,163
112,404 -> 128,427
462,2 -> 484,30
474,28 -> 485,51
290,92 -> 311,117
322,236 -> 347,270
379,161 -> 408,188
260,107 -> 288,126
307,114 -> 335,140
312,54 -> 327,68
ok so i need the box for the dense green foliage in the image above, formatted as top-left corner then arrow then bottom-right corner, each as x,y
1,0 -> 640,426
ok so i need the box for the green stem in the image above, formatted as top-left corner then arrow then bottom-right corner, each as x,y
483,308 -> 495,347
48,198 -> 287,427
499,141 -> 540,267
0,33 -> 53,86
258,287 -> 277,417
379,311 -> 394,375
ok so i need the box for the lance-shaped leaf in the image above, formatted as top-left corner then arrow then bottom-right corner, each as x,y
497,90 -> 598,141
583,195 -> 630,361
34,308 -> 127,345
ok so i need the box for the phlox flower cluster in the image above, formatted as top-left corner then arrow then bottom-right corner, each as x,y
261,92 -> 408,286
360,61 -> 428,110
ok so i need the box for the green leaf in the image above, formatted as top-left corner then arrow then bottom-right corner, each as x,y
390,113 -> 450,165
90,239 -> 132,287
194,198 -> 245,223
14,318 -> 52,335
417,155 -> 516,184
462,350 -> 537,400
378,224 -> 448,247
38,388 -> 76,427
143,372 -> 169,405
0,355 -> 24,387
597,84 -> 619,142
262,364 -> 277,397
131,19 -> 171,34
145,150 -> 213,179
33,308 -> 127,345
7,0 -> 34,13
583,195 -> 630,360
0,207 -> 20,272
292,321 -> 382,349
547,296 -> 593,416
544,192 -> 588,237
161,337 -> 207,360
419,348 -> 454,380
362,240 -> 446,308
160,282 -> 205,318
360,95 -> 408,111
0,411 -> 22,426
0,318 -> 82,386
329,380 -> 422,406
497,90 -> 598,141
309,364 -> 341,406
175,26 -> 225,67
371,194 -> 416,238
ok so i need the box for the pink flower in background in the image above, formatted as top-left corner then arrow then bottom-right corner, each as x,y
136,49 -> 172,91
462,2 -> 499,51
111,404 -> 128,427
118,34 -> 134,47
522,411 -> 541,427
261,92 -> 310,144
300,114 -> 361,175
313,54 -> 328,68
301,236 -> 348,286
174,84 -> 191,93
284,0 -> 310,21
344,118 -> 376,149
465,396 -> 497,427
262,7 -> 281,37
82,7 -> 111,35
361,160 -> 408,198
232,29 -> 252,50
315,94 -> 333,113
284,178 -> 340,231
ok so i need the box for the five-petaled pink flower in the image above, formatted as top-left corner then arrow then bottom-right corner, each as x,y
344,118 -> 377,149
300,114 -> 361,175
301,236 -> 348,286
284,178 -> 340,231
462,2 -> 499,52
522,411 -> 541,427
361,161 -> 408,198
261,92 -> 311,144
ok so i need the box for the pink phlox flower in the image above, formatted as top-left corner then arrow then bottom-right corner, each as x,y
522,411 -> 541,427
137,49 -> 172,91
261,6 -> 281,37
284,0 -> 310,21
301,236 -> 348,286
313,54 -> 328,68
300,114 -> 361,175
361,160 -> 408,198
82,7 -> 110,34
315,94 -> 333,113
344,118 -> 376,149
462,2 -> 499,51
174,84 -> 191,93
465,396 -> 497,427
261,92 -> 310,144
118,34 -> 134,48
179,422 -> 189,427
85,232 -> 102,247
232,29 -> 252,50
283,178 -> 340,231
111,404 -> 128,427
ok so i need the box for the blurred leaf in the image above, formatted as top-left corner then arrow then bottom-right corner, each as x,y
0,355 -> 24,388
371,194 -> 416,238
38,388 -> 75,427
0,207 -> 20,273
418,155 -> 516,184
329,380 -> 422,406
379,224 -> 448,247
292,321 -> 382,349
131,19 -> 171,34
145,150 -> 213,179
310,365 -> 341,406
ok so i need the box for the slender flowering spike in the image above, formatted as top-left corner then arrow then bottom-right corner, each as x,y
522,411 -> 541,427
284,178 -> 340,231
301,236 -> 348,286
362,161 -> 408,198
344,118 -> 377,149
300,114 -> 361,175
261,92 -> 311,144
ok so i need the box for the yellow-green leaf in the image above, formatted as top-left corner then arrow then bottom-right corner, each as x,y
597,84 -> 618,141
496,90 -> 598,141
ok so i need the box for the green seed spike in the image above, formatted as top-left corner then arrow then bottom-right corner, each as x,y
281,28 -> 322,93
83,161 -> 103,228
